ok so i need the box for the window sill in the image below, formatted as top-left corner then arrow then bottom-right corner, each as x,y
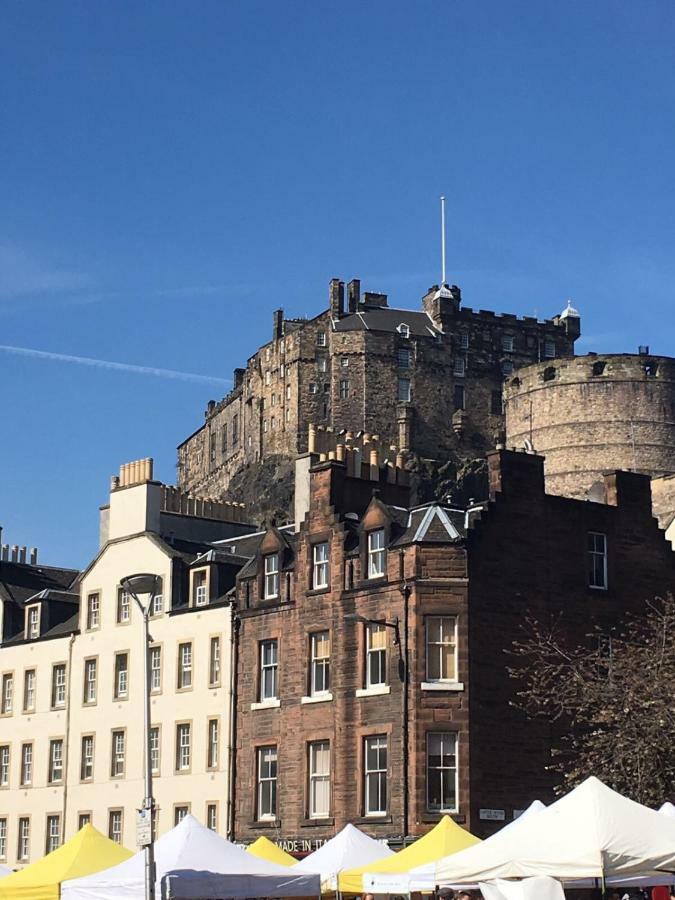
421,681 -> 464,692
306,587 -> 331,597
301,816 -> 334,827
355,685 -> 391,698
354,814 -> 392,825
251,699 -> 280,710
300,693 -> 333,705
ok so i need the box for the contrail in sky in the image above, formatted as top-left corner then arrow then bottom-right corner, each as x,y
0,344 -> 231,386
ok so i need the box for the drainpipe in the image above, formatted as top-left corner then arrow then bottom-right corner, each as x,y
62,632 -> 76,836
227,605 -> 240,839
402,581 -> 411,843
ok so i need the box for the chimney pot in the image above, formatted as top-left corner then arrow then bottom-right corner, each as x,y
1,544 -> 8,561
30,547 -> 38,565
19,547 -> 26,564
11,545 -> 19,563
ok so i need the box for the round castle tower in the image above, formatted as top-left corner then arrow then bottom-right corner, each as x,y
504,350 -> 675,500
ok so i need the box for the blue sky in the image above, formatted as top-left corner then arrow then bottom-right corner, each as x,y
1,0 -> 674,568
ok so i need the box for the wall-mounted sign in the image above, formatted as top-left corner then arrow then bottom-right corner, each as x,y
276,838 -> 327,854
479,808 -> 506,821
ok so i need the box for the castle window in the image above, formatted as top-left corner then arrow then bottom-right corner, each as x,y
232,414 -> 239,445
271,393 -> 276,406
543,366 -> 556,382
491,389 -> 503,415
265,371 -> 271,385
502,335 -> 514,352
592,361 -> 606,376
271,416 -> 276,429
397,323 -> 410,339
317,331 -> 327,347
644,361 -> 658,377
453,384 -> 465,411
398,378 -> 411,402
501,361 -> 514,377
453,358 -> 465,377
280,363 -> 284,377
221,424 -> 227,454
285,407 -> 290,422
341,356 -> 349,367
286,384 -> 291,400
318,357 -> 327,372
210,432 -> 216,462
265,347 -> 270,361
263,419 -> 268,433
323,382 -> 330,393
588,532 -> 608,590
544,340 -> 556,358
459,332 -> 469,350
397,348 -> 411,369
309,383 -> 318,394
339,379 -> 349,399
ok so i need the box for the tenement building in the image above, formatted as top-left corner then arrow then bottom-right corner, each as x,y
177,279 -> 580,516
0,461 -> 254,866
230,436 -> 674,846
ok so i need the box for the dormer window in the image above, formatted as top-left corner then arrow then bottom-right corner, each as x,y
367,529 -> 386,579
397,323 -> 410,339
264,554 -> 280,600
26,606 -> 39,640
192,569 -> 208,607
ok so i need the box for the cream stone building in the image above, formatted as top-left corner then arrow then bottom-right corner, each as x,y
0,461 -> 254,865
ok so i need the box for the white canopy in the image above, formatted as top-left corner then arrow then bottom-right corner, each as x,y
660,802 -> 675,819
480,876 -> 565,900
62,814 -> 320,899
0,866 -> 11,879
293,823 -> 393,892
430,777 -> 675,885
367,800 -> 546,893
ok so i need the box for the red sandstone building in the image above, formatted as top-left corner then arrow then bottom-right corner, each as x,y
227,447 -> 674,847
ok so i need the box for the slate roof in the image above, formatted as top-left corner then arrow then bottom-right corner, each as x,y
210,525 -> 296,562
0,561 -> 79,609
2,610 -> 80,646
333,307 -> 441,338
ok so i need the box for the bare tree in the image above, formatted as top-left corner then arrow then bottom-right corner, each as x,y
509,593 -> 675,806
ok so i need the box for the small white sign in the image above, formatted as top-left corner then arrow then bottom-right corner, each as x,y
136,809 -> 152,848
479,808 -> 506,821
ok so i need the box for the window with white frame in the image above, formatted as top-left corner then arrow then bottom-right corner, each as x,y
426,616 -> 457,682
588,532 -> 608,589
286,384 -> 291,400
309,741 -> 330,818
364,735 -> 387,815
263,419 -> 268,433
113,653 -> 128,699
502,334 -> 514,352
18,817 -> 30,861
209,636 -> 221,686
177,643 -> 193,689
339,379 -> 349,399
310,632 -> 330,696
366,624 -> 387,688
264,553 -> 280,599
116,589 -> 131,624
49,739 -> 64,783
193,570 -> 208,606
81,735 -> 94,781
207,803 -> 217,830
111,731 -> 125,777
427,732 -> 458,812
174,805 -> 189,825
86,593 -> 100,630
176,723 -> 191,771
27,606 -> 39,639
367,529 -> 386,578
397,347 -> 411,368
51,664 -> 66,708
152,589 -> 163,616
207,718 -> 219,769
84,658 -> 97,704
257,746 -> 277,820
0,818 -> 6,861
453,357 -> 465,377
0,746 -> 9,785
271,392 -> 276,407
150,726 -> 160,775
312,542 -> 329,589
46,814 -> 61,853
317,331 -> 327,347
259,640 -> 278,701
108,810 -> 122,844
20,742 -> 32,785
78,813 -> 91,829
398,377 -> 411,402
150,647 -> 161,693
2,673 -> 13,714
397,323 -> 410,338
23,669 -> 36,712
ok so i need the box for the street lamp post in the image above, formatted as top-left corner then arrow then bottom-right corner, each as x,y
121,573 -> 161,900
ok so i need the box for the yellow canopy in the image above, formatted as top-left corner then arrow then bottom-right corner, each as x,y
338,815 -> 481,893
0,824 -> 132,900
246,836 -> 297,867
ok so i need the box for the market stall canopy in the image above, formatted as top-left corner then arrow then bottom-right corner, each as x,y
430,777 -> 675,885
0,867 -> 12,879
340,815 -> 480,893
293,823 -> 393,892
62,815 -> 320,900
660,803 -> 675,819
480,876 -> 566,900
0,824 -> 132,900
246,837 -> 297,867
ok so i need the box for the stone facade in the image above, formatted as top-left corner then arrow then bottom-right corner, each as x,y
177,279 -> 579,512
504,353 -> 675,522
231,448 -> 675,846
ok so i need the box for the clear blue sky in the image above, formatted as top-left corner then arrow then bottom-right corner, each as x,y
2,0 -> 674,568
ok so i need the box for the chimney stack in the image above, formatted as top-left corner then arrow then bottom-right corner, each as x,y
272,309 -> 284,341
1,545 -> 8,561
19,547 -> 26,564
30,547 -> 38,565
347,279 -> 360,313
11,546 -> 18,563
329,279 -> 345,319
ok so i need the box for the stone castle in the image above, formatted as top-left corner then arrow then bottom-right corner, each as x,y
177,278 -> 581,521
